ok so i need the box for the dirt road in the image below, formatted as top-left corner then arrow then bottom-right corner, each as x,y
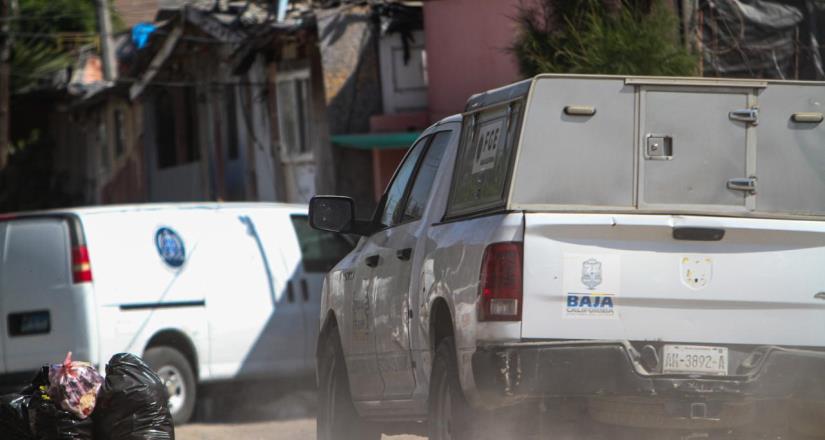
174,388 -> 424,440
177,418 -> 424,440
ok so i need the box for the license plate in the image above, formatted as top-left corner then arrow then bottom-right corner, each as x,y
662,345 -> 728,376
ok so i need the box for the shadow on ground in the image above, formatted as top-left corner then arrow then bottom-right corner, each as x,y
193,378 -> 318,424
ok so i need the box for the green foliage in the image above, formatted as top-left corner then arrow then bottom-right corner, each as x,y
11,0 -> 121,92
512,0 -> 698,77
11,41 -> 70,92
16,0 -> 98,36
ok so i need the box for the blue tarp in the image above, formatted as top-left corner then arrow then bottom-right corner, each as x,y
131,23 -> 157,49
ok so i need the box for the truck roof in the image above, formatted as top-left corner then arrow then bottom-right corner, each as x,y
464,74 -> 825,113
452,74 -> 825,220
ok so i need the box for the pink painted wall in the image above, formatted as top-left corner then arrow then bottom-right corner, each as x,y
423,0 -> 527,122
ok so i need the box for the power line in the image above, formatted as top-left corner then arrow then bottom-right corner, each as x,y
11,69 -> 273,89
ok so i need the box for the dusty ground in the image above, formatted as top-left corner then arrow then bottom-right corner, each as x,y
176,418 -> 424,440
174,386 -> 424,440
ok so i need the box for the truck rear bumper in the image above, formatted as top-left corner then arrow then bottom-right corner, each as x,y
472,340 -> 825,404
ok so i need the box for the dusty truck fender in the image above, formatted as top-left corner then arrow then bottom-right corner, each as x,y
415,213 -> 526,408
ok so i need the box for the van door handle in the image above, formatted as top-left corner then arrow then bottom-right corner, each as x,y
365,254 -> 379,267
300,279 -> 309,302
287,281 -> 295,303
396,248 -> 412,261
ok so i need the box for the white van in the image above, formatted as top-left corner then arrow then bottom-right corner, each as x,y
0,203 -> 353,423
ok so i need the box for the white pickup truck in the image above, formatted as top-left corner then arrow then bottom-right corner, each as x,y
310,75 -> 825,440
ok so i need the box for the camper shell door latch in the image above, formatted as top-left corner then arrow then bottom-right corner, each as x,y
729,107 -> 759,125
727,176 -> 758,194
645,134 -> 673,160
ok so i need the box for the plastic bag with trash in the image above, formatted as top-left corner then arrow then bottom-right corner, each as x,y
47,352 -> 103,420
93,353 -> 175,440
27,364 -> 94,440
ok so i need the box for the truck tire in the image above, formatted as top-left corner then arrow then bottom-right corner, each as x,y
429,337 -> 476,440
317,328 -> 380,440
144,346 -> 197,425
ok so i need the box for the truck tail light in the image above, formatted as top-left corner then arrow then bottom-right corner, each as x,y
72,245 -> 93,283
478,242 -> 522,321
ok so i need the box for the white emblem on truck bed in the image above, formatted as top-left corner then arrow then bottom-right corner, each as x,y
581,258 -> 602,290
563,255 -> 621,319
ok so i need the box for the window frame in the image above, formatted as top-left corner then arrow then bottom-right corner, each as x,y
374,134 -> 432,229
372,129 -> 454,231
276,68 -> 313,161
400,130 -> 453,223
443,99 -> 525,221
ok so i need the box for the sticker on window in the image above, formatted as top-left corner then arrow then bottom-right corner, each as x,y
472,119 -> 505,174
562,254 -> 620,319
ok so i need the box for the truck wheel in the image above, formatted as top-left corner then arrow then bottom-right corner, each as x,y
144,346 -> 197,425
429,337 -> 475,440
317,328 -> 380,440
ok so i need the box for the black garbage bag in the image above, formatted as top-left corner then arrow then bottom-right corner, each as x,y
93,353 -> 174,440
0,393 -> 34,439
28,392 -> 94,440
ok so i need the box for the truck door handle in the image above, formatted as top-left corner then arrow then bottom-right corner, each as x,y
396,248 -> 412,261
287,281 -> 295,303
727,177 -> 757,194
300,279 -> 309,301
365,254 -> 379,267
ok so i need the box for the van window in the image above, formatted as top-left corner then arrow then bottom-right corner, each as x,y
446,101 -> 523,218
2,219 -> 70,290
401,131 -> 451,222
290,215 -> 354,273
379,136 -> 429,227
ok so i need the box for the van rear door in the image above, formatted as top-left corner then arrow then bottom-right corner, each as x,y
0,216 -> 94,373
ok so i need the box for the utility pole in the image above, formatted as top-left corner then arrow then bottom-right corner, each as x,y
95,0 -> 117,82
0,0 -> 11,170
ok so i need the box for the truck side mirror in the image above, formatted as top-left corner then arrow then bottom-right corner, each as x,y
309,196 -> 355,233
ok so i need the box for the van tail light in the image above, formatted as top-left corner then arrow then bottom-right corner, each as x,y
478,242 -> 523,321
72,245 -> 93,283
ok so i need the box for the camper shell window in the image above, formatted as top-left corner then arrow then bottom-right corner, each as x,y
445,100 -> 524,219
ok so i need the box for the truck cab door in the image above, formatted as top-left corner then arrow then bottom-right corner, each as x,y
369,131 -> 452,400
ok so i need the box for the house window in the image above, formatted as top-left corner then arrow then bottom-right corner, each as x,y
276,70 -> 311,156
114,109 -> 126,157
225,85 -> 240,160
184,87 -> 199,162
155,89 -> 177,168
98,116 -> 109,172
154,88 -> 199,169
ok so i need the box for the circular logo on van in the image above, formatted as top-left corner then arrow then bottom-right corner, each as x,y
155,227 -> 186,268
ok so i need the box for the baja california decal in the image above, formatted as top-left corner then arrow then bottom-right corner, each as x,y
155,227 -> 186,268
563,254 -> 620,319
